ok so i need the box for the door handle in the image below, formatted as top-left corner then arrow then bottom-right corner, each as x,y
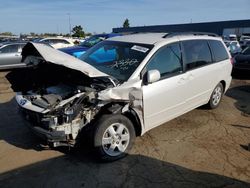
15,54 -> 20,56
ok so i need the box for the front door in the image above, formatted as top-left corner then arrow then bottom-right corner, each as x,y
142,42 -> 188,131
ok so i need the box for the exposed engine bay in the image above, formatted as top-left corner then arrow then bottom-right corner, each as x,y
7,62 -> 116,146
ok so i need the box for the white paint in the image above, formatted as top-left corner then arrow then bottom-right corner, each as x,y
23,42 -> 108,78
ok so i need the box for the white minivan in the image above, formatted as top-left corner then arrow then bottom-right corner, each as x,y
10,32 -> 232,161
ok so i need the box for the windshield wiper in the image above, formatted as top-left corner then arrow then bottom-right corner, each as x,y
94,76 -> 119,88
108,76 -> 119,87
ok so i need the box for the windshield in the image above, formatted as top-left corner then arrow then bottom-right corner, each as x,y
80,36 -> 105,48
80,41 -> 153,81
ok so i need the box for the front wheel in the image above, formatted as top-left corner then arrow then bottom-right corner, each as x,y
93,114 -> 135,162
207,83 -> 224,109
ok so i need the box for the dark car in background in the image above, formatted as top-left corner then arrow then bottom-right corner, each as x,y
224,41 -> 242,57
233,46 -> 250,72
0,42 -> 27,69
59,33 -> 121,58
243,41 -> 250,49
239,34 -> 250,49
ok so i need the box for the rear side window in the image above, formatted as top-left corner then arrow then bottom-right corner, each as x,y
208,40 -> 229,62
42,39 -> 51,44
182,40 -> 212,71
49,39 -> 57,44
58,39 -> 70,44
48,39 -> 69,44
0,44 -> 19,53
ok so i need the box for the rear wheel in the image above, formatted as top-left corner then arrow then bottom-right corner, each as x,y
207,83 -> 224,109
93,114 -> 135,162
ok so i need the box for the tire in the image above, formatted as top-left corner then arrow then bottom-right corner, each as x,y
207,83 -> 224,109
93,114 -> 135,162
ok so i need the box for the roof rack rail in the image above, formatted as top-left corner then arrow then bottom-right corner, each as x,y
163,32 -> 219,38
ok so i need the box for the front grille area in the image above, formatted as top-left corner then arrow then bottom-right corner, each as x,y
20,108 -> 49,130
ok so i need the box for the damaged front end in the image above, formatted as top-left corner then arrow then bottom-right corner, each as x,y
16,84 -> 101,147
7,42 -> 117,147
7,42 -> 145,151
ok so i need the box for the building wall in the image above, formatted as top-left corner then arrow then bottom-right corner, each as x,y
113,19 -> 250,36
223,27 -> 250,36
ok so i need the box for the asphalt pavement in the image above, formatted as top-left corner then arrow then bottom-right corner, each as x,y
0,71 -> 250,188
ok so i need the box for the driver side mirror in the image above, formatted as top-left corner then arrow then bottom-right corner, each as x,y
145,69 -> 160,84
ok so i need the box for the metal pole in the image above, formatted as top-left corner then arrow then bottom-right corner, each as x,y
67,13 -> 71,37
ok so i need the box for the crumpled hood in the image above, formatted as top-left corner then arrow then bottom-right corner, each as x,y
22,42 -> 108,78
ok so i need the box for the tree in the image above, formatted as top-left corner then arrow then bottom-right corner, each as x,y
42,33 -> 57,37
123,18 -> 130,28
0,32 -> 13,36
72,25 -> 85,38
85,32 -> 92,37
64,33 -> 71,37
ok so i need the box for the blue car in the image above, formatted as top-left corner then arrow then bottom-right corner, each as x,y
59,33 -> 121,58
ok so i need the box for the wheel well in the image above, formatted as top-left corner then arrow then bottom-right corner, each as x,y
96,103 -> 142,136
123,111 -> 142,137
220,80 -> 226,92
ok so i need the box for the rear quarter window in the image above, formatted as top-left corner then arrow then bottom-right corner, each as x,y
208,40 -> 229,62
182,40 -> 212,71
0,44 -> 19,53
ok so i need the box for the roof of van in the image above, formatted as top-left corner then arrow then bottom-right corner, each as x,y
108,32 -> 221,45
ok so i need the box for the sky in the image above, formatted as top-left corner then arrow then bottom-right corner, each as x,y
0,0 -> 249,35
